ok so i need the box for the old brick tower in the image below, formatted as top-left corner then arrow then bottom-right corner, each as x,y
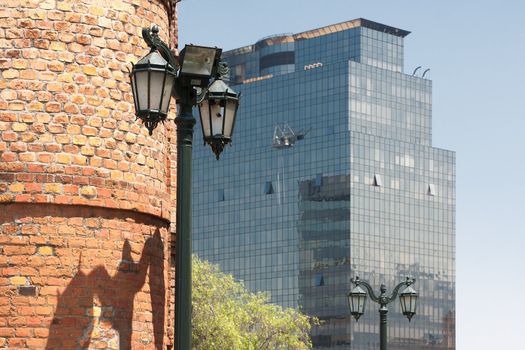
0,0 -> 178,349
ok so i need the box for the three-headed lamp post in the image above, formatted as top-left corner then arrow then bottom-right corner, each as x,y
129,26 -> 240,350
348,276 -> 418,350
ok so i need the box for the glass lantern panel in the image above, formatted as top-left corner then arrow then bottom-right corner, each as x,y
210,101 -> 225,136
223,99 -> 238,138
149,71 -> 166,113
358,295 -> 366,313
410,295 -> 417,313
349,294 -> 360,313
400,295 -> 407,313
199,100 -> 211,138
135,70 -> 149,111
349,296 -> 356,313
161,74 -> 175,114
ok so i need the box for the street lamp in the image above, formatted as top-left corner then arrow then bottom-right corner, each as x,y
129,25 -> 240,350
129,47 -> 177,134
399,284 -> 418,321
348,276 -> 418,350
197,72 -> 240,159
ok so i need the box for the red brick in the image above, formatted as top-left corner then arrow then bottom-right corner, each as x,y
2,131 -> 17,141
8,337 -> 26,347
27,164 -> 45,173
26,338 -> 46,348
4,245 -> 36,255
34,327 -> 49,338
45,102 -> 61,113
1,152 -> 17,162
16,307 -> 35,317
26,316 -> 43,326
0,328 -> 14,337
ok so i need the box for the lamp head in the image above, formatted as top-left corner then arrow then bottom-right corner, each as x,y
198,77 -> 240,159
399,285 -> 418,322
348,284 -> 367,321
130,45 -> 177,134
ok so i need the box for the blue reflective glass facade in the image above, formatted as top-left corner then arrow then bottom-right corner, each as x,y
192,18 -> 455,350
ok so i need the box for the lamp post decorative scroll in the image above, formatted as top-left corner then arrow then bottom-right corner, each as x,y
129,25 -> 240,350
348,276 -> 418,350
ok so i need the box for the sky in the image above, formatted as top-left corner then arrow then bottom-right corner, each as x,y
178,0 -> 525,348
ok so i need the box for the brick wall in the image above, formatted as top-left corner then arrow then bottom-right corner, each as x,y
0,0 -> 179,349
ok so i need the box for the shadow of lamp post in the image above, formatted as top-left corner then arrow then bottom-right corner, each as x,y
348,276 -> 418,350
129,25 -> 240,350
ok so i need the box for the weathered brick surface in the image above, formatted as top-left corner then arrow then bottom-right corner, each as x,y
0,0 -> 178,219
0,0 -> 179,349
0,204 -> 170,349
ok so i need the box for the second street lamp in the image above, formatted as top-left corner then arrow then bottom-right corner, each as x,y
129,25 -> 240,350
348,276 -> 418,350
198,70 -> 240,159
399,284 -> 418,321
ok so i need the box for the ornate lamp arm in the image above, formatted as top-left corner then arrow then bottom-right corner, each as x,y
387,277 -> 415,303
142,26 -> 178,69
196,61 -> 232,104
351,276 -> 381,303
216,61 -> 230,80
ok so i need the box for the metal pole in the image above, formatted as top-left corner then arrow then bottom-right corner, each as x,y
174,96 -> 195,350
379,284 -> 388,350
379,306 -> 388,350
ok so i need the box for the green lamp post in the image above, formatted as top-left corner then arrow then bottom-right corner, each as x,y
348,276 -> 418,350
129,25 -> 240,350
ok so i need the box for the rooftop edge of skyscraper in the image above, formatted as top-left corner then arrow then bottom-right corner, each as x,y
223,18 -> 410,58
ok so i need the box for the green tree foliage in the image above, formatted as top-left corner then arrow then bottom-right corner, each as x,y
192,255 -> 317,350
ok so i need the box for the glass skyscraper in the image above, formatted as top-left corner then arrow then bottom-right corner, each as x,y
192,18 -> 455,349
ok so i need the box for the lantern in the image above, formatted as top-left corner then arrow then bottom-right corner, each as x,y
130,50 -> 177,135
348,284 -> 367,321
198,78 -> 240,159
399,285 -> 418,321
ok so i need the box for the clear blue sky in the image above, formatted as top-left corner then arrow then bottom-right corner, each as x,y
179,0 -> 525,348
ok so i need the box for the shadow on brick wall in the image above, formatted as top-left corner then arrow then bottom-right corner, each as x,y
45,230 -> 165,350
